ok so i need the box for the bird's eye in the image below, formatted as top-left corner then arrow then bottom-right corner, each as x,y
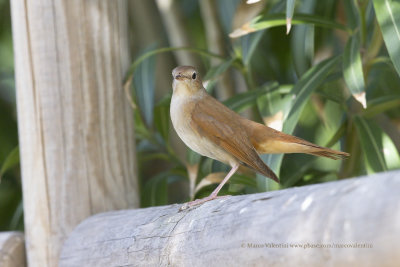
192,72 -> 197,79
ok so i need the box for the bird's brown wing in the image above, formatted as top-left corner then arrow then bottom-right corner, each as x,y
191,94 -> 279,182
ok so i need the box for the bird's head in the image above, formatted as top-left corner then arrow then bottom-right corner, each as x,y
172,66 -> 204,95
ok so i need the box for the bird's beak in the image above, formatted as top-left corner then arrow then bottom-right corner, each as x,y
174,74 -> 184,80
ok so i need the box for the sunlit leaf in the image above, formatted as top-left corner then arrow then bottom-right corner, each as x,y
257,84 -> 293,130
284,56 -> 342,134
343,33 -> 367,108
257,56 -> 341,191
0,146 -> 19,181
230,13 -> 348,38
354,116 -> 388,173
286,0 -> 295,34
382,133 -> 400,170
372,0 -> 400,77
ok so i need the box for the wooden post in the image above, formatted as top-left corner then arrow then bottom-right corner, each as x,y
11,1 -> 139,266
60,171 -> 400,266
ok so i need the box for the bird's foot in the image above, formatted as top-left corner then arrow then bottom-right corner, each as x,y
179,194 -> 230,211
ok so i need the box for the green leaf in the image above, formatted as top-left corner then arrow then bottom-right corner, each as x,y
257,56 -> 341,191
230,13 -> 349,38
284,55 -> 342,134
343,33 -> 367,108
187,149 -> 202,165
241,32 -> 265,66
354,116 -> 388,173
344,0 -> 361,30
124,47 -> 225,84
362,95 -> 400,118
0,146 -> 19,181
240,0 -> 286,65
203,58 -> 236,92
154,94 -> 171,141
291,0 -> 315,76
133,44 -> 157,127
142,172 -> 184,207
203,58 -> 236,81
223,82 -> 279,112
372,0 -> 400,77
286,0 -> 296,34
382,133 -> 400,170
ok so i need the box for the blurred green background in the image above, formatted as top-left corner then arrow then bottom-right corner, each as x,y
1,0 -> 400,229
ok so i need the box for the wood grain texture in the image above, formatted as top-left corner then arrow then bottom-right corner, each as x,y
0,232 -> 26,267
11,1 -> 139,266
60,171 -> 400,267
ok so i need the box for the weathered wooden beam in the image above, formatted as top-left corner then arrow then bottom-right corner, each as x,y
60,171 -> 400,266
11,1 -> 139,266
0,232 -> 26,267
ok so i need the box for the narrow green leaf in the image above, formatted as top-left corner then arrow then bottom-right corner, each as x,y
203,58 -> 236,81
224,82 -> 279,112
286,0 -> 296,34
154,94 -> 171,141
133,44 -> 157,127
362,95 -> 400,118
344,0 -> 361,30
382,133 -> 400,170
284,55 -> 341,134
354,116 -> 388,173
241,0 -> 286,65
0,146 -> 19,181
187,149 -> 202,165
241,31 -> 265,66
124,47 -> 225,84
142,172 -> 184,207
203,58 -> 236,92
372,0 -> 400,76
291,0 -> 315,76
230,13 -> 349,38
343,33 -> 367,108
256,56 -> 341,190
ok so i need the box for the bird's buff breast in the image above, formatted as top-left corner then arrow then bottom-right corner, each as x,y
170,94 -> 236,165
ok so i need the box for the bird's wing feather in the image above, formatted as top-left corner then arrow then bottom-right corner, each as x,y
191,94 -> 279,182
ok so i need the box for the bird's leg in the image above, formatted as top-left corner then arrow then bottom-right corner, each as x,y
180,164 -> 240,210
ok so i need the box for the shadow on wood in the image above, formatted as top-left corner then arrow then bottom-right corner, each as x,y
60,171 -> 400,266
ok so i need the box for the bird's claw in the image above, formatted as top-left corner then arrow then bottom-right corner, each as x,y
179,195 -> 231,211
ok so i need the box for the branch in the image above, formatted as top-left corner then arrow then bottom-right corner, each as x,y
60,171 -> 400,266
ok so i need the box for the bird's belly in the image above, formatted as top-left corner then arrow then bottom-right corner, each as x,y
171,99 -> 236,165
178,125 -> 230,162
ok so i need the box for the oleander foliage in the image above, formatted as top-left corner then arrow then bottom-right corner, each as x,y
1,0 -> 400,226
126,0 -> 400,206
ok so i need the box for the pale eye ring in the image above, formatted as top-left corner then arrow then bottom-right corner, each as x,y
192,72 -> 197,79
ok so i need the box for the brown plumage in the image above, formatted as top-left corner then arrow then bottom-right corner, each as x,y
170,66 -> 349,209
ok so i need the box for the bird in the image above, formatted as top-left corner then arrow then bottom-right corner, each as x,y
170,66 -> 349,210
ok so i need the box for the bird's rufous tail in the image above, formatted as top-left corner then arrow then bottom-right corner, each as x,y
242,119 -> 350,159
